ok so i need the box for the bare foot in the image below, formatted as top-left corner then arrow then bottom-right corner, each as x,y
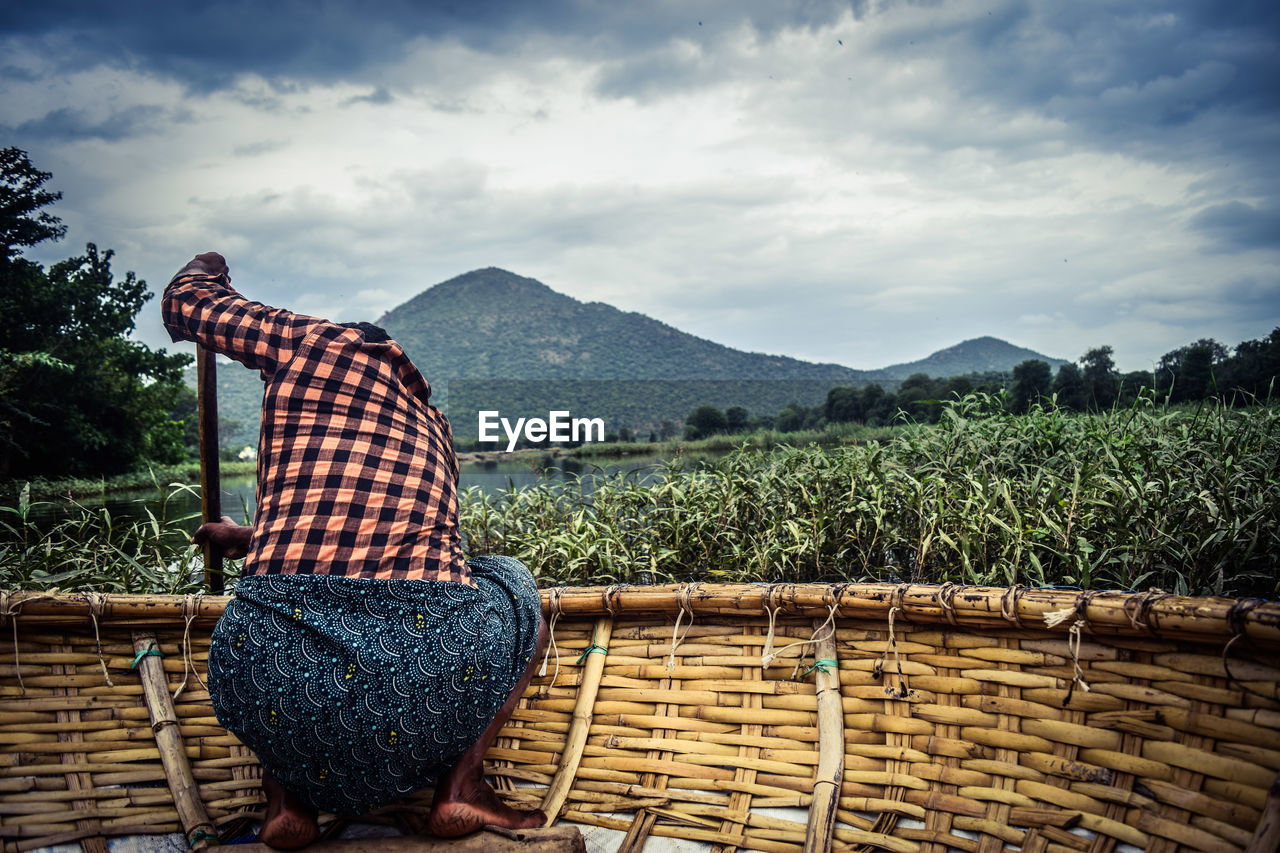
426,777 -> 545,838
257,772 -> 320,850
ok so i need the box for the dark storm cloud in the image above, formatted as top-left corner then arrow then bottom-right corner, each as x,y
1190,201 -> 1280,252
942,2 -> 1280,151
10,1 -> 1274,152
3,104 -> 174,141
0,1 -> 820,87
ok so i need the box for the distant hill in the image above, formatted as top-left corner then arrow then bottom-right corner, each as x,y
193,269 -> 1068,444
375,267 -> 863,382
862,336 -> 1069,382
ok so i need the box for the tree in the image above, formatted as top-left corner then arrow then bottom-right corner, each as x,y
1157,338 -> 1228,403
1116,370 -> 1154,406
684,405 -> 727,440
0,147 -> 67,261
775,402 -> 806,432
1080,346 -> 1118,411
725,406 -> 749,433
1225,328 -> 1280,399
825,386 -> 862,423
1052,363 -> 1087,411
942,376 -> 973,401
0,149 -> 192,479
860,384 -> 892,424
1010,360 -> 1052,414
896,373 -> 941,422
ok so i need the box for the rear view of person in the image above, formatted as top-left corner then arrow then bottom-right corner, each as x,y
163,252 -> 547,847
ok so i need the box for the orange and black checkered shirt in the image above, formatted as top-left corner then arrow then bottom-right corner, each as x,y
162,270 -> 472,586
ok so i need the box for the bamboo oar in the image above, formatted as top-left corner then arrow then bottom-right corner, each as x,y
803,617 -> 843,853
130,631 -> 216,850
196,346 -> 223,593
541,616 -> 612,825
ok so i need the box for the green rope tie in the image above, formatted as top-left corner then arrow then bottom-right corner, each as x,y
187,827 -> 218,848
803,658 -> 838,679
130,643 -> 164,670
576,643 -> 608,665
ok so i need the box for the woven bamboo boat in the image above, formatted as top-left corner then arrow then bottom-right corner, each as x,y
1,583 -> 1278,853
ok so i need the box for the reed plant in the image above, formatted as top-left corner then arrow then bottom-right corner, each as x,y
1,396 -> 1276,597
460,395 -> 1280,597
0,479 -> 214,594
564,421 -> 900,458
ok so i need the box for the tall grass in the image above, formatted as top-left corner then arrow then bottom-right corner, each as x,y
0,480 -> 219,594
1,397 -> 1276,597
460,396 -> 1280,596
564,421 -> 901,458
2,460 -> 258,503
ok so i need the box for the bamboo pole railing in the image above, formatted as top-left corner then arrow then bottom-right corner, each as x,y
129,631 -> 217,850
541,615 -> 613,825
3,584 -> 1276,644
803,616 -> 843,853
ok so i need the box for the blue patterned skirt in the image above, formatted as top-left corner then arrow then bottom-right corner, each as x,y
206,556 -> 542,816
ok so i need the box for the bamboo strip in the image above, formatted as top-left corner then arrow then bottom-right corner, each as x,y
540,616 -> 612,825
711,623 -> 763,853
129,632 -> 216,850
802,617 -> 842,853
4,585 -> 1279,643
51,640 -> 107,853
1247,773 -> 1280,853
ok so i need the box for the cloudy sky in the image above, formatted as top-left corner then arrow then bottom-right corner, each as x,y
3,0 -> 1278,372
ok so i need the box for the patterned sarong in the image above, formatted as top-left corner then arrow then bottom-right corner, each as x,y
206,555 -> 541,815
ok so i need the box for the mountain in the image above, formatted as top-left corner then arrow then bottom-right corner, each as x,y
192,269 -> 1068,444
862,336 -> 1069,382
375,267 -> 863,381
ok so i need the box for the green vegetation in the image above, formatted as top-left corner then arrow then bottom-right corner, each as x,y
674,336 -> 1280,444
0,480 -> 223,594
566,421 -> 901,458
0,148 -> 194,481
3,398 -> 1276,597
2,459 -> 258,503
462,396 -> 1280,597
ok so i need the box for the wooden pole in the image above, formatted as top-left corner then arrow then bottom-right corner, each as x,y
196,346 -> 223,592
131,631 -> 217,850
803,617 -> 844,853
4,586 -> 1280,647
541,616 -> 613,825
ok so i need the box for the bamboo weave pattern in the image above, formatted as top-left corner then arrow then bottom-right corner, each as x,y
1,585 -> 1278,853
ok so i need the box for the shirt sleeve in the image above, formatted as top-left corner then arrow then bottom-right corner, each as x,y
161,271 -> 324,378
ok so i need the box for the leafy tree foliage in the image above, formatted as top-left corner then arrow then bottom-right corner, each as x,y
1052,363 -> 1087,411
1081,346 -> 1119,410
685,405 -> 728,439
0,148 -> 192,480
1156,338 -> 1228,403
725,406 -> 749,432
1011,360 -> 1052,414
0,147 -> 67,261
